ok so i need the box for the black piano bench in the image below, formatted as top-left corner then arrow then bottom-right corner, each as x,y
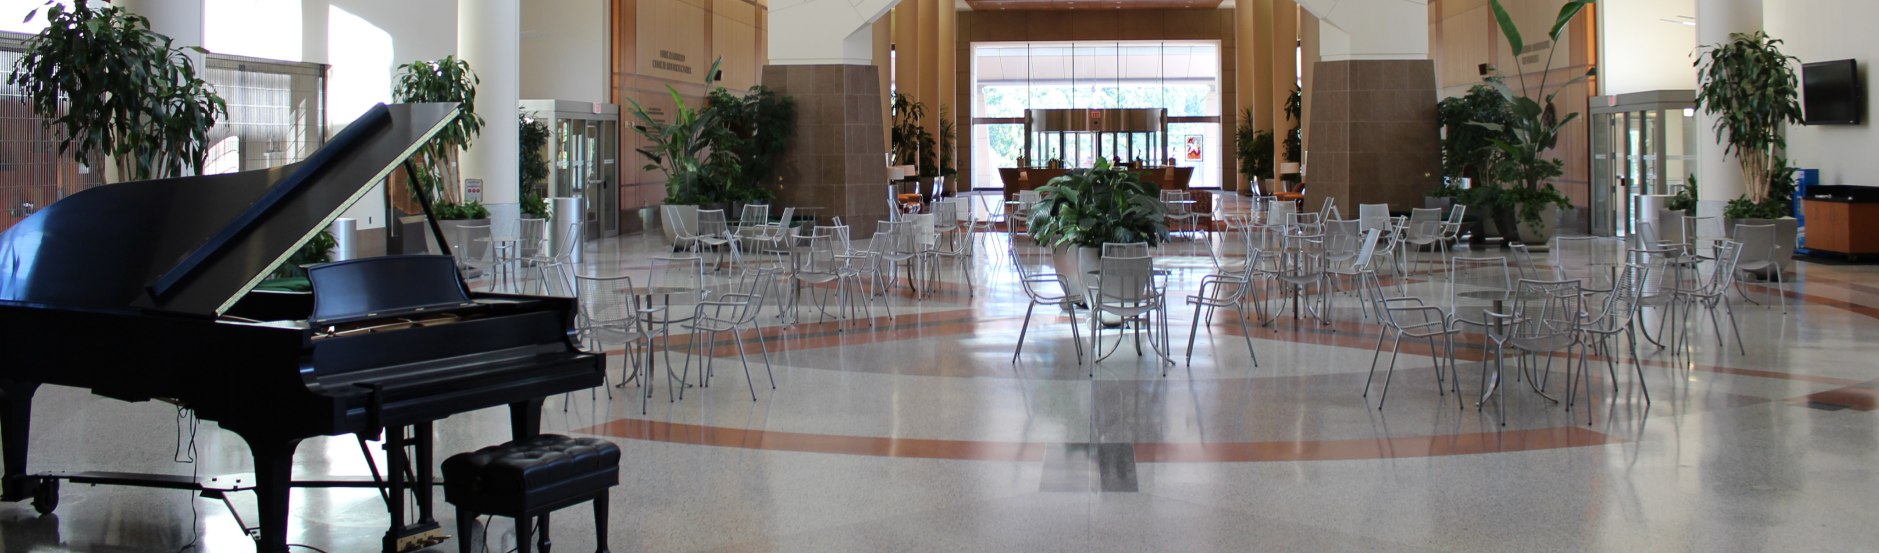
442,434 -> 620,553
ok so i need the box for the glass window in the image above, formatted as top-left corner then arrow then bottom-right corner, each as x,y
970,40 -> 1222,189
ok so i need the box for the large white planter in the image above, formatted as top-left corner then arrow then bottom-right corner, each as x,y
1516,204 -> 1561,246
1050,245 -> 1101,303
660,204 -> 699,248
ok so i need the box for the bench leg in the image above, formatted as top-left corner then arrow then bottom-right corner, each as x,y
457,509 -> 477,553
594,490 -> 610,553
539,512 -> 552,552
517,516 -> 533,553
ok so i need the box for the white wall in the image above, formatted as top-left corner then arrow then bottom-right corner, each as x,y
519,0 -> 609,104
1766,0 -> 1879,187
325,0 -> 458,229
1602,0 -> 1697,95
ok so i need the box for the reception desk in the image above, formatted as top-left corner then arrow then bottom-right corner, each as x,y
996,166 -> 1195,202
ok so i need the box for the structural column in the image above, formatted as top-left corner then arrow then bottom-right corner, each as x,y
459,0 -> 521,239
1270,0 -> 1298,183
1695,0 -> 1763,203
1232,0 -> 1259,192
765,0 -> 897,237
1295,0 -> 1439,213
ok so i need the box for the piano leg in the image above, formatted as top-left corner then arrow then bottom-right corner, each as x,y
239,431 -> 303,553
510,398 -> 544,442
0,382 -> 39,503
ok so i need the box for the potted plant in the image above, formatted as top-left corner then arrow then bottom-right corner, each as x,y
1697,30 -> 1803,267
1282,86 -> 1303,188
9,0 -> 228,183
428,197 -> 491,255
626,58 -> 741,245
1026,158 -> 1171,296
1429,78 -> 1517,238
519,111 -> 553,220
1466,0 -> 1592,245
890,93 -> 937,198
707,83 -> 795,206
392,56 -> 484,217
1232,108 -> 1273,194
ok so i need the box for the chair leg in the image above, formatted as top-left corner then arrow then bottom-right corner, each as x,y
1378,334 -> 1404,409
1234,302 -> 1258,367
1364,329 -> 1389,397
1185,304 -> 1203,365
1013,303 -> 1036,364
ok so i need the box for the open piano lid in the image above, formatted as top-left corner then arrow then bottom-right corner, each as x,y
0,102 -> 460,317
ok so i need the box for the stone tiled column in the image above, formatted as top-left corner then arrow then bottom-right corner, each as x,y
1304,60 -> 1441,213
761,65 -> 891,237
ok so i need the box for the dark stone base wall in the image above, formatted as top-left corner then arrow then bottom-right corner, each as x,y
760,64 -> 891,237
1304,60 -> 1442,216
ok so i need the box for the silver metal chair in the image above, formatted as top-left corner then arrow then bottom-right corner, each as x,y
1677,240 -> 1747,355
1085,253 -> 1172,376
1482,278 -> 1588,424
695,209 -> 732,270
574,274 -> 654,413
663,205 -> 699,252
1009,240 -> 1084,364
1185,238 -> 1263,367
641,255 -> 707,402
679,266 -> 775,402
1323,228 -> 1381,326
1580,262 -> 1652,407
1361,257 -> 1460,410
1403,208 -> 1445,277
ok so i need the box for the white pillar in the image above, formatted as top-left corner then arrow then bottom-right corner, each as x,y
768,0 -> 900,65
115,0 -> 203,66
1695,0 -> 1763,202
459,0 -> 521,237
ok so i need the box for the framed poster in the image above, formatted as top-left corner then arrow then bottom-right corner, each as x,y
1183,135 -> 1204,161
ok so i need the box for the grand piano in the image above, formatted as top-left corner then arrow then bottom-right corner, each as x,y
0,103 -> 605,552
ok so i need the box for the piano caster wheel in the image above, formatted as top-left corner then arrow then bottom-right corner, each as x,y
31,478 -> 57,515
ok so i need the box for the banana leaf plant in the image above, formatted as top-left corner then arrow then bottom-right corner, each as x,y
1027,158 -> 1170,249
1465,0 -> 1593,235
626,57 -> 741,206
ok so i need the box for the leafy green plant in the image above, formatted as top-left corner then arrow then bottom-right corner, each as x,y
707,84 -> 794,203
890,93 -> 937,178
1026,158 -> 1170,249
519,111 -> 551,198
1724,157 -> 1798,219
1233,108 -> 1273,181
1667,174 -> 1698,212
393,56 -> 484,206
9,0 -> 228,182
1283,86 -> 1303,165
627,58 -> 740,205
1696,31 -> 1802,208
269,230 -> 335,280
1437,78 -> 1516,181
520,192 -> 550,220
1468,0 -> 1593,234
938,104 -> 959,180
431,200 -> 490,221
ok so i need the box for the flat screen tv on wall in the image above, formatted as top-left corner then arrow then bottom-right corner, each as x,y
1803,59 -> 1863,125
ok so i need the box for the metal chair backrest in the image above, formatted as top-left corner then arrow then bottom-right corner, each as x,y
573,273 -> 638,350
1406,208 -> 1442,242
933,199 -> 960,232
647,256 -> 705,301
1318,197 -> 1338,222
1508,243 -> 1546,280
697,209 -> 730,240
1505,278 -> 1585,343
1278,233 -> 1326,279
1590,263 -> 1647,332
1349,228 -> 1381,271
1267,200 -> 1297,226
1095,254 -> 1157,304
798,235 -> 842,277
1732,224 -> 1778,269
1658,210 -> 1688,247
1447,256 -> 1512,312
1102,242 -> 1151,258
1359,203 -> 1390,225
1161,190 -> 1192,217
1324,219 -> 1362,257
1699,240 -> 1743,296
454,224 -> 492,265
738,204 -> 769,234
663,205 -> 697,242
878,220 -> 920,258
1284,211 -> 1322,235
813,224 -> 851,254
1628,247 -> 1677,301
517,218 -> 548,258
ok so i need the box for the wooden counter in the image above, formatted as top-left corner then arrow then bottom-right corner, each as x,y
996,166 -> 1195,202
1803,199 -> 1879,256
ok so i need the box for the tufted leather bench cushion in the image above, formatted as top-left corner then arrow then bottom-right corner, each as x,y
442,434 -> 620,517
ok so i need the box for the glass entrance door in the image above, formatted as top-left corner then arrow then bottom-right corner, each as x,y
554,119 -> 620,239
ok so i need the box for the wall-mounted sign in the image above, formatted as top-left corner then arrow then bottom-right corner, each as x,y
1183,136 -> 1204,161
464,178 -> 483,202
